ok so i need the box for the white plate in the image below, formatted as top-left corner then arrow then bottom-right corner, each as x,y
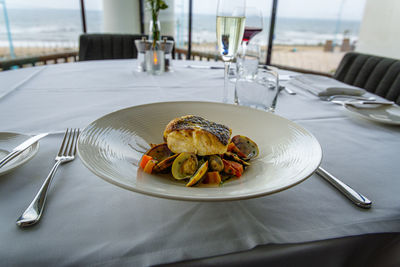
344,103 -> 400,125
0,132 -> 40,176
77,101 -> 322,201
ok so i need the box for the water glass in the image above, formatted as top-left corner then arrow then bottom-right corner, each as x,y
235,69 -> 279,112
237,43 -> 260,80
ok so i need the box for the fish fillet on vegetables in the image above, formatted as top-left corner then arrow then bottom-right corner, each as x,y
163,115 -> 232,156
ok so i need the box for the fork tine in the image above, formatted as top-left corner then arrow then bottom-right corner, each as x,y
73,129 -> 80,155
58,129 -> 70,157
66,129 -> 73,156
67,129 -> 79,156
63,129 -> 73,157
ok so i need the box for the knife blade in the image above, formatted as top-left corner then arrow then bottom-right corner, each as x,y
185,65 -> 224,69
334,100 -> 395,106
0,133 -> 48,168
282,86 -> 296,95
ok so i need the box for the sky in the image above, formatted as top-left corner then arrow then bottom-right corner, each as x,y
189,0 -> 366,20
4,0 -> 103,10
4,0 -> 366,20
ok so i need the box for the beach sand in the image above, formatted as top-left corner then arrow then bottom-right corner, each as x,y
0,46 -> 77,58
271,45 -> 345,74
191,43 -> 346,74
1,44 -> 345,74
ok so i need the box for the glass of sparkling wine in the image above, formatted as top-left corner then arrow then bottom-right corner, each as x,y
216,0 -> 246,103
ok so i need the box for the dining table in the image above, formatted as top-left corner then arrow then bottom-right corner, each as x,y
0,59 -> 399,266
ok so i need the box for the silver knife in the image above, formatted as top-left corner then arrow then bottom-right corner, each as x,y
0,133 -> 48,168
334,100 -> 395,105
185,65 -> 224,69
282,86 -> 296,95
316,167 -> 372,209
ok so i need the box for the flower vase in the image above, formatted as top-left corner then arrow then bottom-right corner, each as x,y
149,20 -> 161,48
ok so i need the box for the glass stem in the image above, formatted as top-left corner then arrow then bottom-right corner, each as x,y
223,61 -> 230,103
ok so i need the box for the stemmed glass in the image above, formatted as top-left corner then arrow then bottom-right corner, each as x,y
242,7 -> 263,49
216,0 -> 246,103
235,7 -> 263,82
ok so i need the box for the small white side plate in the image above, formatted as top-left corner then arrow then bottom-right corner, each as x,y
344,103 -> 400,126
0,133 -> 40,176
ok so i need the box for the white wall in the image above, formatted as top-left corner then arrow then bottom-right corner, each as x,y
102,0 -> 175,37
356,0 -> 400,59
102,0 -> 141,34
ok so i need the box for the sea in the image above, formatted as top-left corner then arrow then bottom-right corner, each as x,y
0,8 -> 361,48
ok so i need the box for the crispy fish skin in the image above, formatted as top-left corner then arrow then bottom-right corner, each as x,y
163,115 -> 232,156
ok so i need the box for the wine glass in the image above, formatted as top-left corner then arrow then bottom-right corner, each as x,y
216,0 -> 246,103
235,7 -> 262,83
242,7 -> 263,46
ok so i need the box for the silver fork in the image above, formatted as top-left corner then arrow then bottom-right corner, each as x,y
16,129 -> 79,227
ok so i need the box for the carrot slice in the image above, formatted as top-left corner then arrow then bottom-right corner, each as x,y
222,159 -> 243,178
140,155 -> 153,169
143,159 -> 157,174
230,161 -> 243,177
203,172 -> 222,184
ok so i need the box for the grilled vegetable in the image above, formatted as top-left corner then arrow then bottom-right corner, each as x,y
140,155 -> 153,169
171,152 -> 198,180
144,159 -> 157,174
223,159 -> 244,178
203,171 -> 222,185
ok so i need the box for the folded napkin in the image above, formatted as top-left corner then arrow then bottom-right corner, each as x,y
289,74 -> 366,96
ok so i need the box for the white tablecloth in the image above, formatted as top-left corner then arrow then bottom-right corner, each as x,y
0,60 -> 399,266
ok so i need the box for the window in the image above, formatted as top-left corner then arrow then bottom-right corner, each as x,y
272,0 -> 366,74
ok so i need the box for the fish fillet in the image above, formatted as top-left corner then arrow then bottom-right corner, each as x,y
163,115 -> 232,156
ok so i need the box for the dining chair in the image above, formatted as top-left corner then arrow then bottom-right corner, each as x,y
334,52 -> 400,104
78,33 -> 175,61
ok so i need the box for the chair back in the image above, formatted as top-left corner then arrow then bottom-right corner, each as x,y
79,33 -> 175,61
334,52 -> 400,104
